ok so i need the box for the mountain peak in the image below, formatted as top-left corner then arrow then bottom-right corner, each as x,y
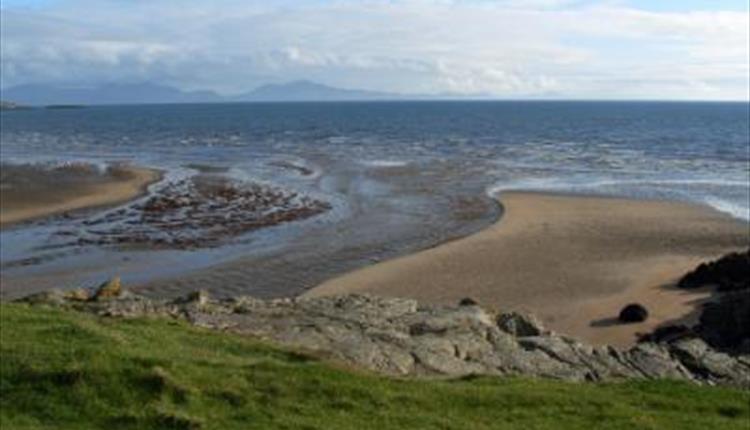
238,80 -> 398,102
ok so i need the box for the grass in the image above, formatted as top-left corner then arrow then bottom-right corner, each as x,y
1,303 -> 748,429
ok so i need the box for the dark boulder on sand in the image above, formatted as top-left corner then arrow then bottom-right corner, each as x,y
458,297 -> 478,306
618,303 -> 649,323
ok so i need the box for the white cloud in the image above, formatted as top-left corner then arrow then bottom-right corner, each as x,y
0,0 -> 747,100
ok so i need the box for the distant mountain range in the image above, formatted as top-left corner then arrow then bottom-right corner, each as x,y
0,80 -> 417,106
234,80 -> 402,102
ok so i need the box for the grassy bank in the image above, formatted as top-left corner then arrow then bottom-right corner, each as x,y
1,303 -> 748,429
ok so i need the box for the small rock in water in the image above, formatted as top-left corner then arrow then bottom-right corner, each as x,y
619,303 -> 649,323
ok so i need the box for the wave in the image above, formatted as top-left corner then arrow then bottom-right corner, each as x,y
360,159 -> 410,168
702,197 -> 750,221
486,176 -> 750,221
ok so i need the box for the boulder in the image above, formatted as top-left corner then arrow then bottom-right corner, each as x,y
618,303 -> 648,323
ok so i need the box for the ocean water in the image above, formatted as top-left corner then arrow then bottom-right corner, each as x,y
1,101 -> 748,297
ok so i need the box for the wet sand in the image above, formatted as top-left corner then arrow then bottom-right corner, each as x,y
0,164 -> 161,227
306,192 -> 749,347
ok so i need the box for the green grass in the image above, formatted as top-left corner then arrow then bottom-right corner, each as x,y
1,304 -> 748,429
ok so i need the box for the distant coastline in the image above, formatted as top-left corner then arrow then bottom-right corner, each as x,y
5,81 -> 749,106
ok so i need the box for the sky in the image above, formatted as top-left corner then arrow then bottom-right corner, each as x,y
1,0 -> 748,100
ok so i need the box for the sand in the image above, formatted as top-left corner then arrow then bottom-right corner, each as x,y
0,165 -> 161,227
306,192 -> 749,347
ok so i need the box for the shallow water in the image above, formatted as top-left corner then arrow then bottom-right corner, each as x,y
1,101 -> 748,298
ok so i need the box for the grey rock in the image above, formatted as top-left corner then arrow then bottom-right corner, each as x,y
16,288 -> 750,387
20,289 -> 68,306
668,338 -> 750,386
497,311 -> 545,337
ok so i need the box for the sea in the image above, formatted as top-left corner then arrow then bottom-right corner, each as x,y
1,101 -> 748,297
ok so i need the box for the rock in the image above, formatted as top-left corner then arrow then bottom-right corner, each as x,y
678,249 -> 750,292
695,290 -> 750,353
92,277 -> 122,300
74,176 -> 332,250
184,289 -> 211,306
638,325 -> 693,344
625,343 -> 693,380
497,312 -> 545,337
20,289 -> 68,306
638,251 -> 750,355
668,338 -> 750,386
618,303 -> 648,323
15,289 -> 750,387
65,288 -> 91,301
459,297 -> 478,306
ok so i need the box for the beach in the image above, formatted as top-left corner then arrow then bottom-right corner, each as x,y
0,163 -> 161,227
2,161 -> 747,348
1,103 -> 748,348
306,192 -> 749,347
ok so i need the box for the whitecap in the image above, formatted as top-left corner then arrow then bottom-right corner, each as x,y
360,159 -> 410,168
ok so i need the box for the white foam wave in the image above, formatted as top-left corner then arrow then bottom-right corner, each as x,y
486,177 -> 750,221
360,159 -> 410,168
702,197 -> 750,221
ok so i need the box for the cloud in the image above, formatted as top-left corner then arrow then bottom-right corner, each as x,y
1,0 -> 747,100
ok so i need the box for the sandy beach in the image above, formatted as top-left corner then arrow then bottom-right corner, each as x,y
307,192 -> 749,347
0,164 -> 161,227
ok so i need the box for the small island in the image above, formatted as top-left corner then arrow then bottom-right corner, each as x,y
44,104 -> 87,110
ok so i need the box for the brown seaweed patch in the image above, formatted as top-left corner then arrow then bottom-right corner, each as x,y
67,175 -> 331,249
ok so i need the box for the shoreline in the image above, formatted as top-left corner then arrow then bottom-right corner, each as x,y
0,165 -> 162,228
306,191 -> 749,347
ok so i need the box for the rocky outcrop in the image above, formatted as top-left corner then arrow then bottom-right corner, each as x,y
696,291 -> 750,354
19,284 -> 750,388
678,249 -> 749,292
670,249 -> 750,354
